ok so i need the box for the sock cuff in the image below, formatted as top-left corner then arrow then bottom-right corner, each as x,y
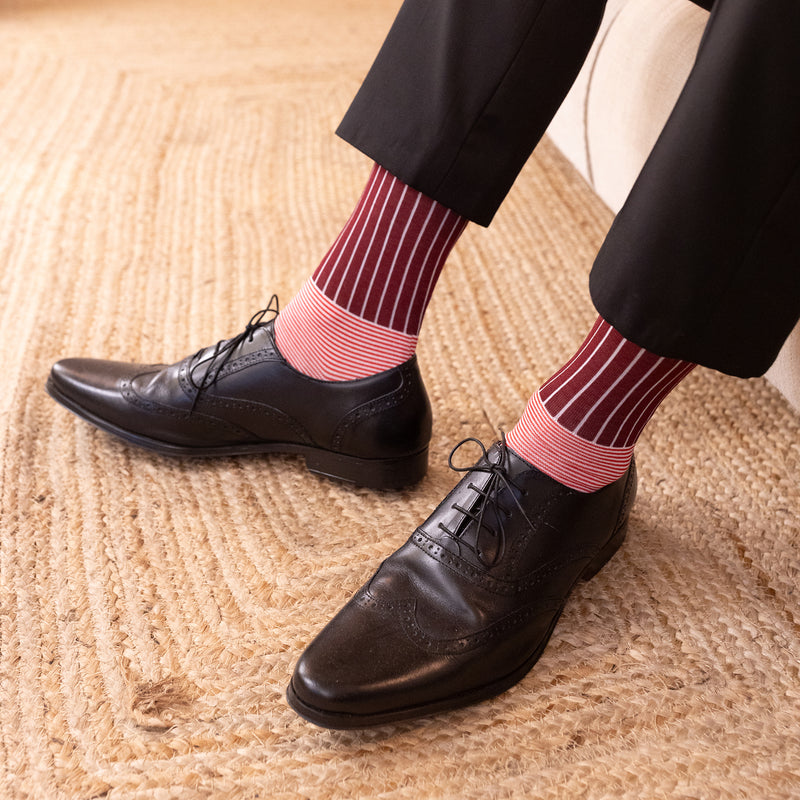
275,279 -> 418,381
507,391 -> 634,493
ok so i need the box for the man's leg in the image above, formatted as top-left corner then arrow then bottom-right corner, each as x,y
46,0 -> 607,489
288,0 -> 800,728
507,316 -> 695,492
273,0 -> 608,379
499,0 -> 800,494
273,164 -> 467,381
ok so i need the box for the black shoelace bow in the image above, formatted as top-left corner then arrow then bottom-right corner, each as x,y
187,295 -> 280,411
437,436 -> 534,569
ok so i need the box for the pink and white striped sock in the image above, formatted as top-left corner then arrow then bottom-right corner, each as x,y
275,164 -> 467,380
507,316 -> 695,492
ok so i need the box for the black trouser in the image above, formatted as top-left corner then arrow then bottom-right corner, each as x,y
337,0 -> 800,378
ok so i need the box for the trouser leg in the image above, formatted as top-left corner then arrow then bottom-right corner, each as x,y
590,0 -> 800,377
337,0 -> 608,226
339,0 -> 800,376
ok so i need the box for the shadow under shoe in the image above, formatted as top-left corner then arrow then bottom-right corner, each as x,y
287,439 -> 637,728
46,300 -> 432,490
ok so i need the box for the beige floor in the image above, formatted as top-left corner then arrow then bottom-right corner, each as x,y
1,1 -> 799,798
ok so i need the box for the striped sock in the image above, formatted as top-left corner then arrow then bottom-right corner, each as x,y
507,316 -> 695,492
275,164 -> 467,380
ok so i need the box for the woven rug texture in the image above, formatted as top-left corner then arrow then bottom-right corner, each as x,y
1,1 -> 799,798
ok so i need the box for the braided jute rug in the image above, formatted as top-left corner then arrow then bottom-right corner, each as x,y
2,1 -> 799,798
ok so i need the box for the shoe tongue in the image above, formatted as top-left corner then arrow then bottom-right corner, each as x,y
435,467 -> 494,540
429,457 -> 506,563
430,442 -> 524,566
461,478 -> 506,563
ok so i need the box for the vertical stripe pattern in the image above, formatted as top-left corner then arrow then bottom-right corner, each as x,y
508,317 -> 695,492
313,164 -> 467,335
275,164 -> 467,381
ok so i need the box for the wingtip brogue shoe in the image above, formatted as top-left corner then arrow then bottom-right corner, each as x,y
46,301 -> 433,490
287,439 -> 637,728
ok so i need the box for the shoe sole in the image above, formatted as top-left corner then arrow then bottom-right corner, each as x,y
285,515 -> 629,729
45,376 -> 428,491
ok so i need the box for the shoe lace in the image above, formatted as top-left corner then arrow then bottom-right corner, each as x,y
437,436 -> 533,569
187,294 -> 280,411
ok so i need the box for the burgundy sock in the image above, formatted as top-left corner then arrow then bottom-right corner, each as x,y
275,164 -> 467,380
507,316 -> 695,491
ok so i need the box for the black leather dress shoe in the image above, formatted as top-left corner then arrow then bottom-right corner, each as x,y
46,299 -> 432,489
287,439 -> 637,727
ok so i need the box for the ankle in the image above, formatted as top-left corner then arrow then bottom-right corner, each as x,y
275,280 -> 418,381
507,392 -> 634,493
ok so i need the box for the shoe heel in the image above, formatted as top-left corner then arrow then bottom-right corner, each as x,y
305,447 -> 429,490
581,518 -> 628,582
